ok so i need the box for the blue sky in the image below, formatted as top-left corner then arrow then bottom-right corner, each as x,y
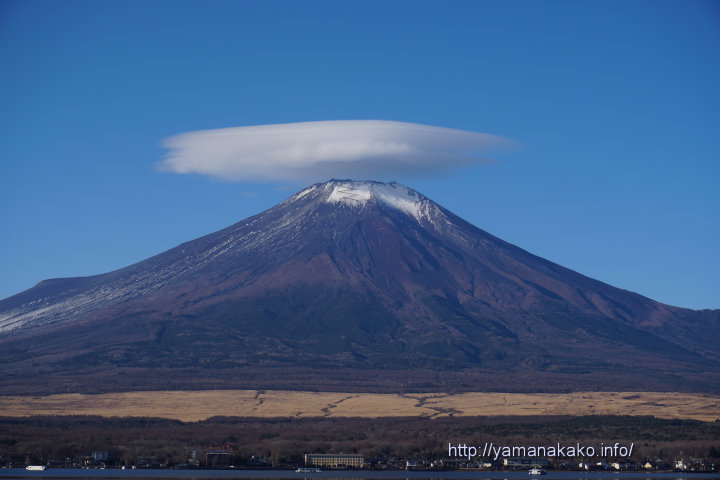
1,0 -> 718,309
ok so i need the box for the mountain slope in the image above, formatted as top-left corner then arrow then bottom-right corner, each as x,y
1,180 -> 718,394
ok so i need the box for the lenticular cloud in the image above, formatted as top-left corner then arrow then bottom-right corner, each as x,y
158,120 -> 512,182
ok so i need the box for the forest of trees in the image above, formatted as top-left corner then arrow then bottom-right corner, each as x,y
1,415 -> 719,469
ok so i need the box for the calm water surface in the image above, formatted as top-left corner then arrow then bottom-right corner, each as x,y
0,470 -> 717,480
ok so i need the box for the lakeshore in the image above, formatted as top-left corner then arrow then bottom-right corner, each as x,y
0,468 -> 719,480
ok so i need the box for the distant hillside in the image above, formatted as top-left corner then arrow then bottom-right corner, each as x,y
1,180 -> 718,394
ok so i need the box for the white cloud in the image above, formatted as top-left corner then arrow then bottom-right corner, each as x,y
158,120 -> 514,182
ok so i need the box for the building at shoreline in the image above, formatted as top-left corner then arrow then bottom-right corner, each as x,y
503,457 -> 551,468
304,453 -> 364,468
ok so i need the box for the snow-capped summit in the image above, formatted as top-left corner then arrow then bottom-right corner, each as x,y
295,179 -> 431,221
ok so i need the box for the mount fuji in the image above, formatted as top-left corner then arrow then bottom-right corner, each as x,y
1,180 -> 718,394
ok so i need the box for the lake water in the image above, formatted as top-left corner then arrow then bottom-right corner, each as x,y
0,469 -> 718,480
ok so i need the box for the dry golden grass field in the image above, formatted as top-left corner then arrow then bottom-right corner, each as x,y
0,390 -> 718,422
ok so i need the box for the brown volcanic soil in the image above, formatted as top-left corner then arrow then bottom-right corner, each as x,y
1,390 -> 718,422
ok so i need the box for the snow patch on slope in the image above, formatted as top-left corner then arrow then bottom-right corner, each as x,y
327,182 -> 373,206
373,183 -> 424,219
324,180 -> 427,220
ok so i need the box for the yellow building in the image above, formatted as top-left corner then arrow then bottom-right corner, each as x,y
304,453 -> 364,468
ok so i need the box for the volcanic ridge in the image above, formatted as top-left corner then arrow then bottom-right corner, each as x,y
1,180 -> 718,395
